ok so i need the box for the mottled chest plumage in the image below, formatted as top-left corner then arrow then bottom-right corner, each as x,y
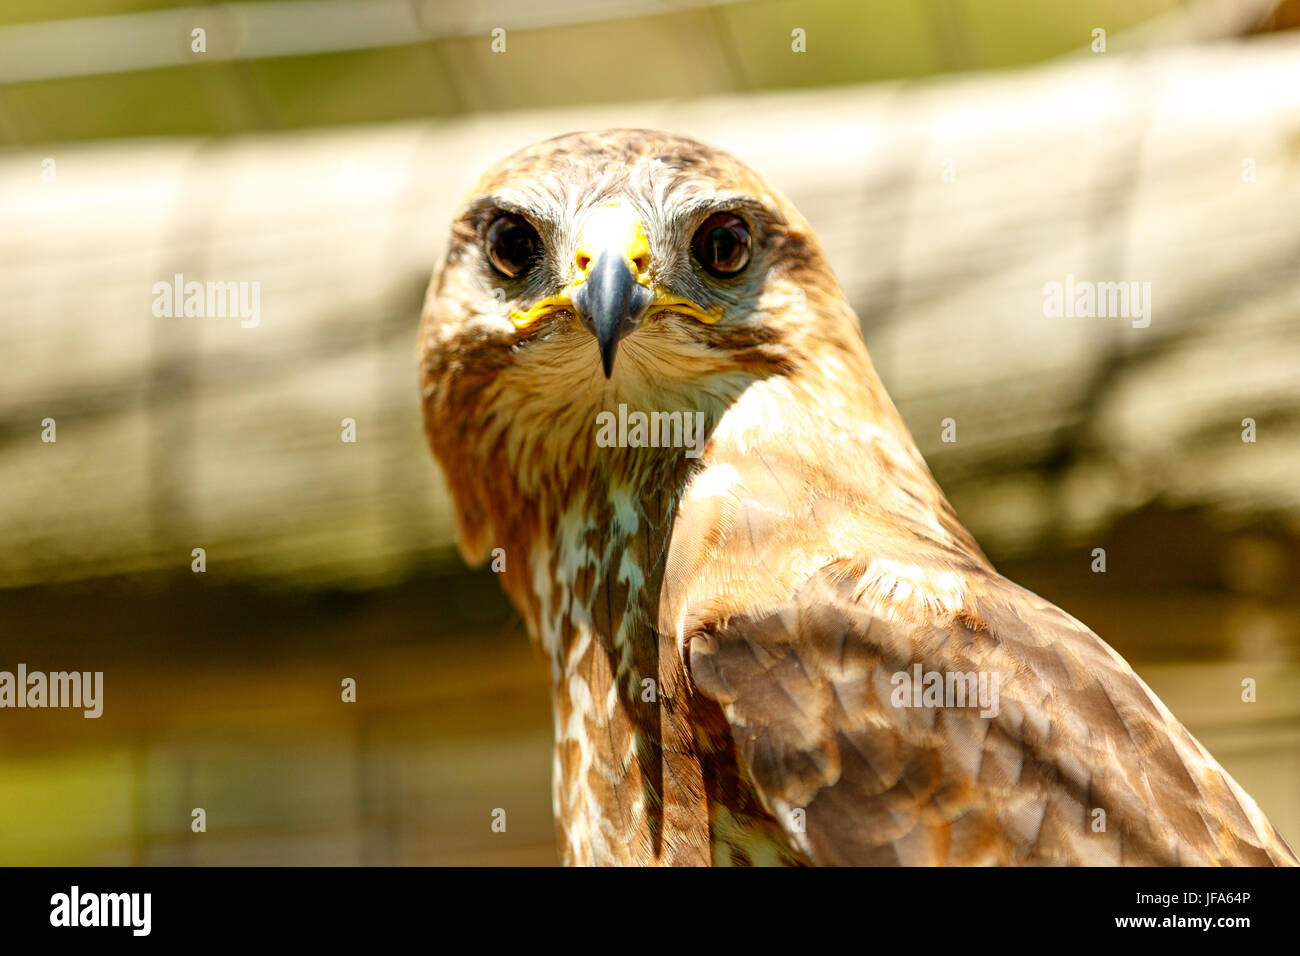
527,491 -> 801,866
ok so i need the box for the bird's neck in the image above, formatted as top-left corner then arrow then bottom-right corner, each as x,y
510,450 -> 707,864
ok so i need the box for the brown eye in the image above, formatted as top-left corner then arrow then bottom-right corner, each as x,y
486,212 -> 541,278
692,212 -> 750,278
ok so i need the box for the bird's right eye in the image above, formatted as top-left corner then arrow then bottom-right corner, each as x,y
485,213 -> 541,279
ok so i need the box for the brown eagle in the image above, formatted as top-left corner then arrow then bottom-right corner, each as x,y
418,129 -> 1297,867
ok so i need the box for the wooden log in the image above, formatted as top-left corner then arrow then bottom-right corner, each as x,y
1,35 -> 1299,587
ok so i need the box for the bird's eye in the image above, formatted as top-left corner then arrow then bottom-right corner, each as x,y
485,212 -> 541,278
692,212 -> 751,278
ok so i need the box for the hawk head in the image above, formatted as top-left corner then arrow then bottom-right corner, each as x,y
419,129 -> 902,569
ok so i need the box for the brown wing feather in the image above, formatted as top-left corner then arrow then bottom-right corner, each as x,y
688,568 -> 1297,865
662,401 -> 1298,867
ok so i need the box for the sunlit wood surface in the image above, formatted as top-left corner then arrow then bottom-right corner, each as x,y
2,36 -> 1299,587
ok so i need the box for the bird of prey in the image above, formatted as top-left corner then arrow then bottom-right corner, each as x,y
418,129 -> 1297,867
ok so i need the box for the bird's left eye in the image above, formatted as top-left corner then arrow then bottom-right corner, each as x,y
485,212 -> 541,278
692,211 -> 751,278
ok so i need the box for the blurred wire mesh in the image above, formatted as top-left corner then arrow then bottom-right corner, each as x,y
0,0 -> 1298,864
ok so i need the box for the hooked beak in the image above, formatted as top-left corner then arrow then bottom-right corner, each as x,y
507,203 -> 724,376
572,252 -> 652,378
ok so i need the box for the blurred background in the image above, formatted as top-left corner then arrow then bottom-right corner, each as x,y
1,0 -> 1298,865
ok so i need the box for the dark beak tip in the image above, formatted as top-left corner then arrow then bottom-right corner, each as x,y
575,251 -> 651,379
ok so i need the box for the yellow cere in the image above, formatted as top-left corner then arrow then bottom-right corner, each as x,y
574,203 -> 651,279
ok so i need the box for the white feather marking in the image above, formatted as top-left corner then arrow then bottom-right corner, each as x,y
854,558 -> 968,623
686,463 -> 742,501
